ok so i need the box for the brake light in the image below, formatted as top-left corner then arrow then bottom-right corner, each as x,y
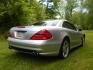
31,29 -> 52,40
8,32 -> 13,37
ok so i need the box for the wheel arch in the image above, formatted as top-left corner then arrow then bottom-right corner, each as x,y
64,36 -> 70,43
62,36 -> 70,45
58,36 -> 70,58
59,36 -> 70,51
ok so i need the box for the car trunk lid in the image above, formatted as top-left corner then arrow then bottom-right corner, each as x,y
9,26 -> 56,40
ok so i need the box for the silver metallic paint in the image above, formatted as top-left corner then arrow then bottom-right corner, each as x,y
7,19 -> 84,56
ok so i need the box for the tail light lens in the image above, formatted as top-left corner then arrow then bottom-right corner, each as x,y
8,32 -> 13,37
31,29 -> 52,40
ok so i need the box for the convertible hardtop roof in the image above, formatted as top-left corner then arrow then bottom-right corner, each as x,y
32,19 -> 74,25
44,19 -> 67,22
44,19 -> 74,24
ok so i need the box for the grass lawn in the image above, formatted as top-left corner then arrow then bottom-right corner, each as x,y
0,30 -> 93,70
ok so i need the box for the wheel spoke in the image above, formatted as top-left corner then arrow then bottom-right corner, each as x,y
63,41 -> 69,57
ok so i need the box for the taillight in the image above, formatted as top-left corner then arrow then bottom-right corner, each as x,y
31,29 -> 52,40
8,32 -> 13,37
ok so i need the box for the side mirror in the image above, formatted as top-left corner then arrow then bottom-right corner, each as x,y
78,28 -> 82,31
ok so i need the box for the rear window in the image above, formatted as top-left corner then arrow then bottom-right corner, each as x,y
33,20 -> 59,26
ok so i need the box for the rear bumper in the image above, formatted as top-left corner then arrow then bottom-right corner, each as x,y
7,37 -> 60,56
9,46 -> 58,56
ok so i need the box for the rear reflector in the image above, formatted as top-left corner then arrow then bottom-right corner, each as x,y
31,29 -> 52,40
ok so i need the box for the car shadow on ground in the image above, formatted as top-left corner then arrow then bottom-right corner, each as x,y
6,45 -> 84,65
70,45 -> 83,54
3,45 -> 84,69
15,52 -> 61,62
12,45 -> 83,61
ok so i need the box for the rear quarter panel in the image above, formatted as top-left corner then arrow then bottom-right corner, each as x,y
47,27 -> 70,50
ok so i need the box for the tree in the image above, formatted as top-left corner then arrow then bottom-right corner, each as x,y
84,0 -> 93,29
0,0 -> 46,37
40,0 -> 60,19
65,0 -> 77,20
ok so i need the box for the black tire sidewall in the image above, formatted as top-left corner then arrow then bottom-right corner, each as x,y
59,39 -> 70,58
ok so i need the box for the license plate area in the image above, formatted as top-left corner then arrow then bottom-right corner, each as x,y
15,31 -> 26,39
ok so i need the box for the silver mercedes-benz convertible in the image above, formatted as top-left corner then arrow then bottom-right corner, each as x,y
7,19 -> 85,58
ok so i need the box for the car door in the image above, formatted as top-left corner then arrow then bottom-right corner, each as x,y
63,21 -> 81,48
69,23 -> 81,47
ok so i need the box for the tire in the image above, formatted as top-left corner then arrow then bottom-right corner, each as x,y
81,37 -> 85,47
59,38 -> 70,58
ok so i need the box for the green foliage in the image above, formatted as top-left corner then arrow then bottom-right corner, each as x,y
71,12 -> 88,30
0,0 -> 46,37
45,0 -> 60,19
84,0 -> 93,29
62,0 -> 93,30
70,0 -> 93,30
65,0 -> 77,20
